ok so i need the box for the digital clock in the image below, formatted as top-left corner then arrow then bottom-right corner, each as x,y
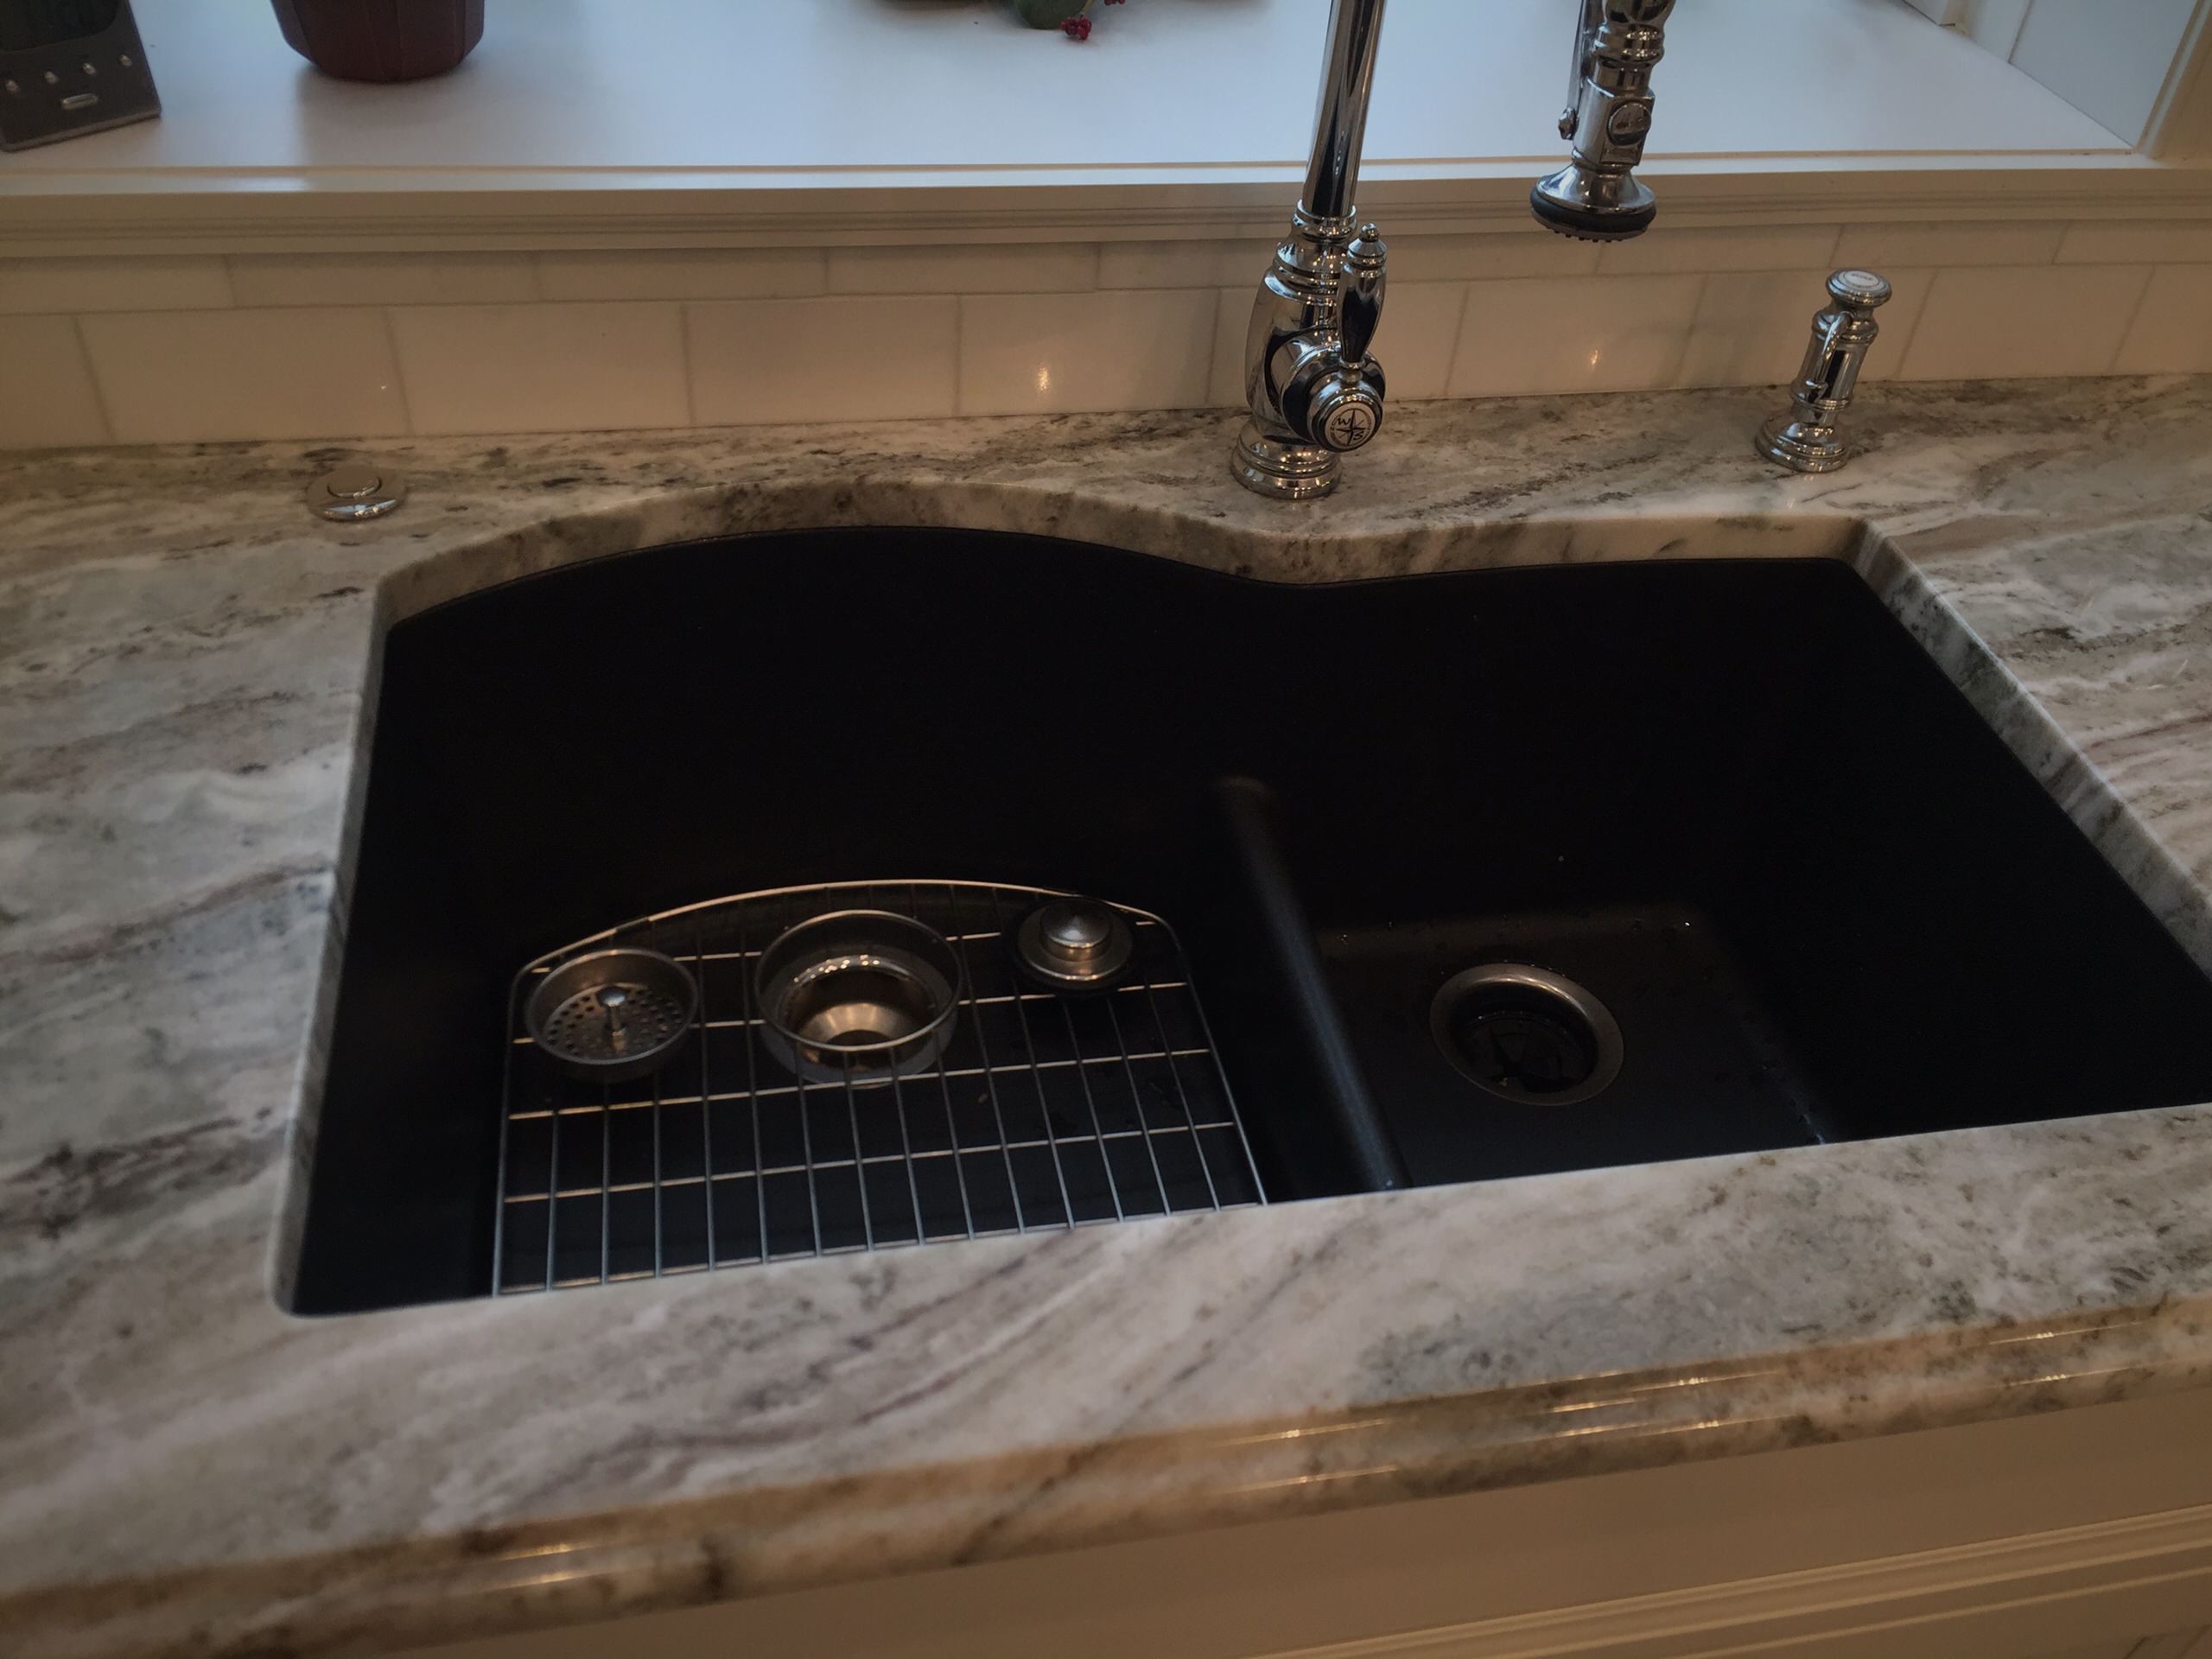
0,0 -> 158,151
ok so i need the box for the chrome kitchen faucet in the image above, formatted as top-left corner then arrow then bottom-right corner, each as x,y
1231,0 -> 1678,500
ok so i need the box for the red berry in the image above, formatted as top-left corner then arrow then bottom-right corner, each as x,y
1061,16 -> 1091,38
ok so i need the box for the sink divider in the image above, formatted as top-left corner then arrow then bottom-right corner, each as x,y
1215,779 -> 1410,1192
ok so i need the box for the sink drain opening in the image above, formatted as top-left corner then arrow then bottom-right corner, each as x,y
788,963 -> 934,1046
1432,963 -> 1624,1106
755,910 -> 961,1083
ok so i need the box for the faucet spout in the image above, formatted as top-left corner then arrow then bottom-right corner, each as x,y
1300,0 -> 1388,225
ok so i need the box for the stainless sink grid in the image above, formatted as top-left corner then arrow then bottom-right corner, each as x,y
494,880 -> 1264,1294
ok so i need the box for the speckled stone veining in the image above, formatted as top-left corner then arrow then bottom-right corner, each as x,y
4,379 -> 2212,1658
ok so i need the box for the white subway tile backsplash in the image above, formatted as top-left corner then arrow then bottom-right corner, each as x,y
1378,283 -> 1470,402
229,252 -> 538,307
830,243 -> 1096,295
1209,287 -> 1249,409
1448,273 -> 1703,398
81,308 -> 404,443
960,288 -> 1217,416
1675,270 -> 1834,390
2115,265 -> 2212,374
536,249 -> 826,302
1834,219 -> 2064,270
1596,225 -> 1838,276
0,256 -> 232,315
2060,219 -> 2212,265
1101,239 -> 1273,290
1675,267 -> 1933,390
18,219 -> 2210,448
1897,264 -> 2152,381
1390,232 -> 1602,283
690,295 -> 957,425
0,316 -> 109,448
391,302 -> 687,435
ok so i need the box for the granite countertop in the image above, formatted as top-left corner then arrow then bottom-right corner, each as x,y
4,379 -> 2212,1659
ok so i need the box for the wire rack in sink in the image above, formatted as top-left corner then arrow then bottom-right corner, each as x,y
495,880 -> 1265,1294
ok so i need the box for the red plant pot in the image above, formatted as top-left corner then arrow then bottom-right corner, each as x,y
271,0 -> 486,83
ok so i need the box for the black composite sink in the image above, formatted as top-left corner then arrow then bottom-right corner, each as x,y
293,531 -> 2212,1314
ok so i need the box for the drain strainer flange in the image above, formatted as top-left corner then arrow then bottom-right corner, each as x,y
1432,963 -> 1624,1106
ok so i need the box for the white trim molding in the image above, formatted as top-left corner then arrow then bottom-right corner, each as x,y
4,160 -> 2211,259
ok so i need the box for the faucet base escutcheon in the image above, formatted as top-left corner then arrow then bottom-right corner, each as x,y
1231,421 -> 1348,501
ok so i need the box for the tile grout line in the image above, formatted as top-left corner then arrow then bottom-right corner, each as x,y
1896,267 -> 1951,380
378,307 -> 418,437
2105,264 -> 2160,373
1875,267 -> 1934,378
677,301 -> 697,427
951,291 -> 968,416
68,313 -> 118,444
1657,271 -> 1711,391
1440,281 -> 1475,402
1203,285 -> 1228,412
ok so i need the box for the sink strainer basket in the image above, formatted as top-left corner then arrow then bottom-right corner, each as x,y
524,947 -> 698,1083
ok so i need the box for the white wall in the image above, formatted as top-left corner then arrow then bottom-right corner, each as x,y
1942,0 -> 2208,144
2012,0 -> 2205,144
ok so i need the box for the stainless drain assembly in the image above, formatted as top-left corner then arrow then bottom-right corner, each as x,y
1432,963 -> 1624,1106
497,880 -> 1264,1294
754,910 -> 962,1083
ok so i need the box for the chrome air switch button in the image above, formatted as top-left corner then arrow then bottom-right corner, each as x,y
1014,897 -> 1135,989
308,463 -> 407,522
1827,269 -> 1893,306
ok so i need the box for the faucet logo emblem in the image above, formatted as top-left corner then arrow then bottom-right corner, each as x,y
1323,401 -> 1377,450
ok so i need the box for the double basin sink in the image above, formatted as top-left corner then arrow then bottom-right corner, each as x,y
293,529 -> 2212,1314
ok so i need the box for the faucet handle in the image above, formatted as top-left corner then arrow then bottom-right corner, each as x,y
1306,369 -> 1386,454
1280,347 -> 1385,454
1340,223 -> 1388,366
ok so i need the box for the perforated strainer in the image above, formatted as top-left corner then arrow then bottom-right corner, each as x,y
524,947 -> 697,1082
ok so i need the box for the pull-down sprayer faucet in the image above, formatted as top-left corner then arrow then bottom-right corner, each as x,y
1231,0 -> 1678,500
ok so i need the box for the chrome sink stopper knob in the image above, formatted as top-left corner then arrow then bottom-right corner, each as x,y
1014,898 -> 1135,990
1756,269 -> 1893,475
